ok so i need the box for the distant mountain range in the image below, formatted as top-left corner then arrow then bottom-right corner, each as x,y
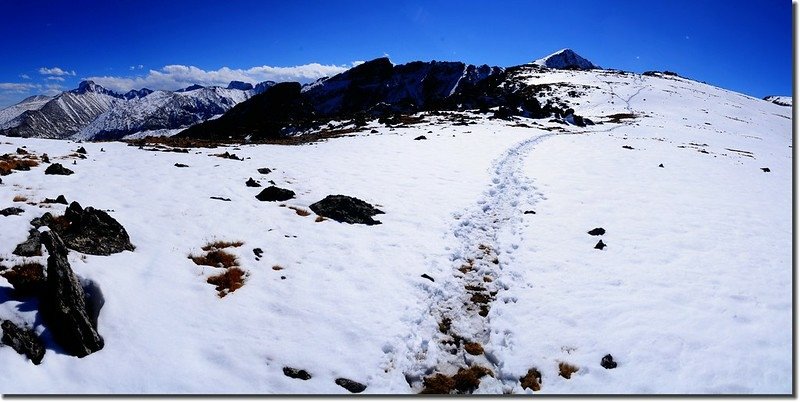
0,49 -> 787,141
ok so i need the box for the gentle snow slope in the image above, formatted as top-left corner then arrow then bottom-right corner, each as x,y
0,67 -> 791,394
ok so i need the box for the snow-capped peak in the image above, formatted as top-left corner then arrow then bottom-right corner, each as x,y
533,48 -> 598,70
72,80 -> 123,97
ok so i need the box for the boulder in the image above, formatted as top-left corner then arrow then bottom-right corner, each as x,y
0,207 -> 24,216
40,231 -> 104,357
43,195 -> 68,204
255,186 -> 295,202
257,168 -> 272,174
44,163 -> 74,176
13,229 -> 42,257
587,227 -> 605,236
309,195 -> 384,225
414,135 -> 427,140
1,320 -> 45,365
76,147 -> 87,154
53,202 -> 135,256
246,177 -> 262,187
283,367 -> 312,380
594,240 -> 607,250
601,354 -> 617,369
335,378 -> 367,393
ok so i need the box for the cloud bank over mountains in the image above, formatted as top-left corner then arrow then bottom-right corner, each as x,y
85,62 -> 356,92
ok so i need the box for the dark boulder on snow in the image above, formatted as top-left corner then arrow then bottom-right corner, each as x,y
13,229 -> 43,257
52,202 -> 135,256
524,210 -> 536,215
414,135 -> 427,140
335,378 -> 367,393
255,186 -> 295,202
44,163 -> 74,175
245,177 -> 261,187
309,195 -> 384,225
43,195 -> 68,204
174,163 -> 189,168
283,367 -> 312,380
658,163 -> 664,168
257,168 -> 272,174
0,207 -> 24,216
594,240 -> 607,250
76,147 -> 87,155
761,167 -> 770,172
30,212 -> 53,228
587,227 -> 605,236
1,320 -> 46,365
622,145 -> 634,150
601,354 -> 617,369
40,231 -> 104,357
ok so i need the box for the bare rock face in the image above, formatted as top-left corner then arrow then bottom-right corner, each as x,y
13,229 -> 43,257
1,320 -> 46,365
40,231 -> 104,358
55,202 -> 134,256
309,195 -> 384,225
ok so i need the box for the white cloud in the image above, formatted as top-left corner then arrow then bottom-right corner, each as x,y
38,67 -> 76,76
0,83 -> 38,92
19,74 -> 30,80
46,76 -> 65,81
85,62 -> 352,92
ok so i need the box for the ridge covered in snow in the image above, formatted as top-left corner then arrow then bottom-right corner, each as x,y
763,95 -> 791,107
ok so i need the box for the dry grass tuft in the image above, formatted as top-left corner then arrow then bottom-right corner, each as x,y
314,216 -> 326,222
206,267 -> 247,297
0,155 -> 39,176
520,368 -> 542,391
464,342 -> 484,356
272,265 -> 284,271
421,366 -> 493,394
558,362 -> 579,379
12,195 -> 27,202
1,262 -> 45,295
287,206 -> 311,216
420,374 -> 455,394
201,240 -> 244,251
190,249 -> 238,268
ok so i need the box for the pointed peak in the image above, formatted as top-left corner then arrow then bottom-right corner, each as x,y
533,48 -> 598,70
72,80 -> 122,97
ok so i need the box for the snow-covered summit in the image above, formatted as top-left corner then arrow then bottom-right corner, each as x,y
533,48 -> 598,70
764,95 -> 791,107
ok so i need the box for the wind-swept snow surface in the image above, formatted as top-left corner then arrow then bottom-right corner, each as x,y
0,67 -> 791,394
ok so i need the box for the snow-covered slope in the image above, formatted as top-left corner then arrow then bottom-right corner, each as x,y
0,64 -> 791,394
763,95 -> 791,107
76,85 -> 266,140
533,48 -> 599,70
0,82 -> 122,139
0,95 -> 52,129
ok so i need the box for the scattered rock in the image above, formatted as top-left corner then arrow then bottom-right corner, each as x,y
76,147 -> 87,154
43,195 -> 68,204
309,195 -> 384,225
210,196 -> 231,201
52,202 -> 135,256
0,207 -> 24,216
255,186 -> 295,202
594,240 -> 607,250
1,320 -> 45,365
622,145 -> 634,150
421,273 -> 435,282
213,151 -> 241,160
13,229 -> 42,257
30,212 -> 54,228
761,167 -> 771,172
174,163 -> 189,168
44,163 -> 74,175
464,342 -> 484,355
601,354 -> 617,369
520,368 -> 542,391
253,248 -> 263,258
283,367 -> 312,380
245,177 -> 261,187
335,378 -> 367,393
414,135 -> 427,140
523,210 -> 536,214
587,227 -> 605,236
40,231 -> 104,357
257,168 -> 272,174
658,163 -> 664,168
1,262 -> 45,296
370,129 -> 379,134
41,154 -> 50,163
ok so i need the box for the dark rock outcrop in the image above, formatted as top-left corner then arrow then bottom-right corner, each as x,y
309,195 -> 384,225
255,186 -> 295,202
245,177 -> 261,187
283,367 -> 312,380
40,231 -> 104,357
257,168 -> 272,174
43,195 -> 68,204
1,320 -> 46,364
594,240 -> 607,250
601,354 -> 617,369
52,202 -> 135,256
0,207 -> 24,216
44,163 -> 74,175
335,378 -> 367,393
414,135 -> 427,140
13,229 -> 42,257
587,227 -> 605,236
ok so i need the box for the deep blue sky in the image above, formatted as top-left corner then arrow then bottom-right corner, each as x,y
0,0 -> 792,107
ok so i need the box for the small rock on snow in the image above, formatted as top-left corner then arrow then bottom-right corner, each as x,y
283,367 -> 312,380
594,240 -> 607,250
335,378 -> 367,393
587,227 -> 606,236
601,354 -> 617,369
